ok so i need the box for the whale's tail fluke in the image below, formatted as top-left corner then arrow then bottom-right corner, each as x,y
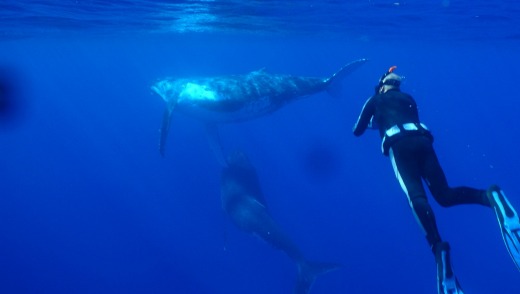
294,260 -> 341,294
325,58 -> 369,98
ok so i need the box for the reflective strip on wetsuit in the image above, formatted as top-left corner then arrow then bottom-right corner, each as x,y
381,123 -> 429,155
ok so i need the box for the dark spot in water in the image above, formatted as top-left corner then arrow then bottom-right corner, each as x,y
301,143 -> 342,181
0,67 -> 24,125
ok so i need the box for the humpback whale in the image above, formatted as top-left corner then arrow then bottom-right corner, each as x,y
221,151 -> 340,294
152,58 -> 368,157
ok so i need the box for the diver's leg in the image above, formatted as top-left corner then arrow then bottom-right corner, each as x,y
422,143 -> 520,272
421,143 -> 489,207
389,143 -> 442,249
417,148 -> 465,292
390,139 -> 464,293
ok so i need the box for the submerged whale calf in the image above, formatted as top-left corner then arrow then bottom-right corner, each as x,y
221,151 -> 340,294
152,58 -> 368,157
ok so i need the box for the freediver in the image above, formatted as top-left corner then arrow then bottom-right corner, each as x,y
352,66 -> 520,293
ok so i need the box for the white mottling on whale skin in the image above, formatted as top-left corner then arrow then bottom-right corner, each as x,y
179,83 -> 217,101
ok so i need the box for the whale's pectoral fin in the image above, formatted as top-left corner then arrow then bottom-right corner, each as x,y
159,106 -> 174,157
206,123 -> 227,167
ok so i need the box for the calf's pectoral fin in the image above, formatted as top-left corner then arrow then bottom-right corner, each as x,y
159,106 -> 174,157
206,123 -> 227,167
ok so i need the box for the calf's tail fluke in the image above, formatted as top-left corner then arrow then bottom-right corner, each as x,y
294,260 -> 341,294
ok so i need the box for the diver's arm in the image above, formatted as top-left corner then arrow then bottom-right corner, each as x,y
353,96 -> 375,136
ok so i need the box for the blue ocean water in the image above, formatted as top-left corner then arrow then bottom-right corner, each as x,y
1,1 -> 520,293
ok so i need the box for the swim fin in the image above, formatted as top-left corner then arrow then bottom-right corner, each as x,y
487,185 -> 520,272
434,242 -> 464,294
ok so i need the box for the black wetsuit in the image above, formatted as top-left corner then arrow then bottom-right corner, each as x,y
353,88 -> 491,249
